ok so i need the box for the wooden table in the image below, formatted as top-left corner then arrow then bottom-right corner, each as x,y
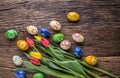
0,0 -> 120,78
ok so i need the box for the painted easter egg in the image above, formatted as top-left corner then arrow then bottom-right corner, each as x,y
52,33 -> 64,43
49,20 -> 61,31
27,25 -> 38,35
85,55 -> 98,66
13,55 -> 22,66
60,40 -> 71,50
5,29 -> 17,39
72,33 -> 84,43
67,12 -> 80,22
33,73 -> 44,78
15,70 -> 26,78
39,27 -> 50,38
16,40 -> 29,51
73,46 -> 83,57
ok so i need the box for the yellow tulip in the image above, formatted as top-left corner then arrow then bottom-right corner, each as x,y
17,40 -> 29,51
29,52 -> 42,59
34,36 -> 41,41
85,55 -> 98,66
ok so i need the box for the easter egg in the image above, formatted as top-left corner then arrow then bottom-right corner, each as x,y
5,29 -> 17,39
33,73 -> 44,78
85,55 -> 98,66
27,25 -> 38,35
73,46 -> 83,57
16,40 -> 29,51
39,28 -> 50,38
15,70 -> 26,78
49,20 -> 61,31
72,33 -> 84,43
52,33 -> 64,43
67,12 -> 80,22
60,40 -> 71,50
13,55 -> 22,66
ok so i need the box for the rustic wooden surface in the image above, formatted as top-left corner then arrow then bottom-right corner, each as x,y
0,0 -> 120,78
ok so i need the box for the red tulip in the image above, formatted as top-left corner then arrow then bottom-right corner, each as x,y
30,58 -> 40,66
26,37 -> 34,47
41,38 -> 50,47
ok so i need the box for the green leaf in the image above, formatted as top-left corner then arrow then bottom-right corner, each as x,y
23,61 -> 79,78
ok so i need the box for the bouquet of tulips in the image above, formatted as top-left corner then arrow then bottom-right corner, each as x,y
15,25 -> 118,78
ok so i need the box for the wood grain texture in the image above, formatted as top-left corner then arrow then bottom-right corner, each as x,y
0,0 -> 120,78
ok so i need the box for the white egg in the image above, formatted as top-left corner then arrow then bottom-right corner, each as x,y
27,25 -> 38,35
72,33 -> 84,43
12,55 -> 22,66
49,20 -> 61,31
60,40 -> 71,50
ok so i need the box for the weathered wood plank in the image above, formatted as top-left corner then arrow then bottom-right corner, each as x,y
0,0 -> 120,78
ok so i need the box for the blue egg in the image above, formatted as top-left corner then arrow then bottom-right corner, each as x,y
39,28 -> 50,38
74,46 -> 83,57
15,70 -> 26,78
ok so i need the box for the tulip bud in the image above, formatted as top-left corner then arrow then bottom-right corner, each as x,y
30,58 -> 40,66
73,46 -> 83,57
34,36 -> 41,41
26,37 -> 34,47
29,52 -> 42,59
41,38 -> 50,47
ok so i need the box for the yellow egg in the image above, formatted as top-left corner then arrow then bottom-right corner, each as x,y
67,12 -> 80,22
85,55 -> 98,66
17,40 -> 29,51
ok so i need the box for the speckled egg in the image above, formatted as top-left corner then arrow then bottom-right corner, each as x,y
13,55 -> 22,66
49,20 -> 61,31
67,12 -> 80,22
72,33 -> 84,43
52,33 -> 64,43
27,25 -> 38,35
60,40 -> 71,50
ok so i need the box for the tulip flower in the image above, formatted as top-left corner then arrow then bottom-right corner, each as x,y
41,38 -> 50,47
29,51 -> 42,59
73,46 -> 83,57
26,37 -> 34,47
30,58 -> 40,66
34,36 -> 41,41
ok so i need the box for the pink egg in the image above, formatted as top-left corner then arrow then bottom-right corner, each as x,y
60,40 -> 71,50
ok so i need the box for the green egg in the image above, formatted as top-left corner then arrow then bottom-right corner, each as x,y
5,29 -> 17,39
33,73 -> 44,78
52,33 -> 64,43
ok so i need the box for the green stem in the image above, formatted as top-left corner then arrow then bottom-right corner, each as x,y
33,45 -> 39,52
79,61 -> 119,78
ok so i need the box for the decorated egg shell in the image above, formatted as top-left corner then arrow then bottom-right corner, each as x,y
67,11 -> 80,22
72,33 -> 84,43
49,20 -> 61,31
27,25 -> 38,35
73,46 -> 83,57
13,55 -> 22,66
85,55 -> 98,66
15,70 -> 26,78
33,73 -> 44,78
60,40 -> 71,50
5,29 -> 17,39
39,27 -> 50,38
52,33 -> 64,43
